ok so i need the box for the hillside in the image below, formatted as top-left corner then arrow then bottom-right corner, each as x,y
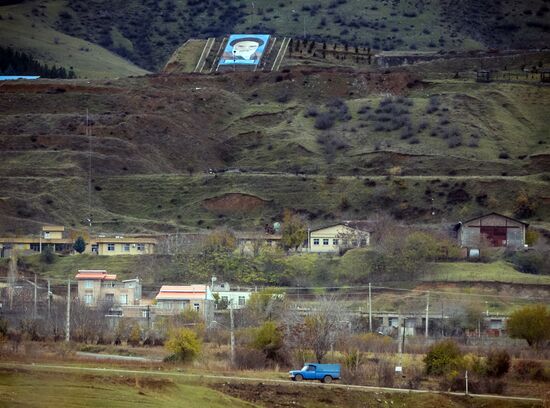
0,55 -> 549,233
2,0 -> 550,74
0,0 -> 148,78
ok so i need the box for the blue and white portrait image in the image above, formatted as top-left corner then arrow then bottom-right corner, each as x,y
219,34 -> 271,65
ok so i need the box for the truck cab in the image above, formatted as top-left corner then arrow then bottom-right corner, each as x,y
289,363 -> 341,383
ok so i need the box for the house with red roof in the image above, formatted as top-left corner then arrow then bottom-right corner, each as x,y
75,270 -> 141,307
155,284 -> 214,318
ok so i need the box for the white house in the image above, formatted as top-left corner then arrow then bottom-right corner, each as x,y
212,282 -> 252,309
309,221 -> 372,253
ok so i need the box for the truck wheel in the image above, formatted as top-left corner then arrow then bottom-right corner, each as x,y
294,374 -> 303,381
322,375 -> 333,384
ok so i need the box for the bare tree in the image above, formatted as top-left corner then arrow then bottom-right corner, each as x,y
285,295 -> 347,363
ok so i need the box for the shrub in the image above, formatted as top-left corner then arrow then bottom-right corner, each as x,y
127,323 -> 142,347
251,321 -> 284,361
513,360 -> 547,381
485,350 -> 510,378
424,340 -> 463,375
40,246 -> 56,264
314,112 -> 335,130
305,105 -> 319,117
165,328 -> 201,362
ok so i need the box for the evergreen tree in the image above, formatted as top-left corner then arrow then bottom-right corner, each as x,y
73,236 -> 86,254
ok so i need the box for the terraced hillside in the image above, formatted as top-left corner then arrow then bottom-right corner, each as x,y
1,0 -> 550,75
0,61 -> 548,234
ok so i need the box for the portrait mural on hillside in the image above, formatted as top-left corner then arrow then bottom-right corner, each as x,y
219,34 -> 270,66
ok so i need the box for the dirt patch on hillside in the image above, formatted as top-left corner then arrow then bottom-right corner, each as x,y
0,82 -> 124,94
203,193 -> 267,213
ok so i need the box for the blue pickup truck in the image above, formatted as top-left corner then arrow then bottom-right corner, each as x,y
289,363 -> 341,383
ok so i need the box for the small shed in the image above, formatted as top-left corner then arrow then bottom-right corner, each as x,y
456,212 -> 528,250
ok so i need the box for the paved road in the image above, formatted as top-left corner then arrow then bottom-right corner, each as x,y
0,362 -> 543,404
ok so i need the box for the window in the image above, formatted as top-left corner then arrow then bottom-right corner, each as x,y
323,239 -> 329,246
221,296 -> 229,303
238,296 -> 246,306
193,303 -> 200,311
84,294 -> 93,304
30,243 -> 40,251
137,243 -> 145,251
84,280 -> 93,289
360,238 -> 367,246
313,238 -> 320,245
123,243 -> 130,252
119,294 -> 128,305
332,239 -> 339,245
105,294 -> 114,303
91,244 -> 98,253
107,243 -> 115,251
44,232 -> 50,239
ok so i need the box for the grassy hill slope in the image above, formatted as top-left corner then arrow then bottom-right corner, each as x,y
0,1 -> 148,78
2,0 -> 550,73
0,58 -> 549,233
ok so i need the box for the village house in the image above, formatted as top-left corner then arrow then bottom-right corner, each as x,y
89,235 -> 157,255
308,221 -> 372,253
0,225 -> 158,258
155,284 -> 214,320
235,231 -> 282,255
0,225 -> 73,257
75,270 -> 142,307
456,212 -> 528,256
212,282 -> 252,309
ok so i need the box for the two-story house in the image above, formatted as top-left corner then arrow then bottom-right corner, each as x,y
75,270 -> 141,307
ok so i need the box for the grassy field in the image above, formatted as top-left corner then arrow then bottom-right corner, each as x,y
0,364 -> 542,408
0,1 -> 148,78
0,367 -> 253,408
425,261 -> 550,285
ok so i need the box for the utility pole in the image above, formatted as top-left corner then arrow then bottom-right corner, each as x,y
47,279 -> 51,318
65,278 -> 71,342
33,273 -> 37,319
229,301 -> 235,367
425,291 -> 430,338
465,370 -> 469,395
368,282 -> 372,332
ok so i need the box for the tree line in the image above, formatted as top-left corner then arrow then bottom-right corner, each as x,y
0,46 -> 76,78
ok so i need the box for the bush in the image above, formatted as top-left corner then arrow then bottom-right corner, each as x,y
40,246 -> 56,264
127,323 -> 141,347
314,112 -> 335,130
513,360 -> 547,381
251,321 -> 284,362
424,340 -> 463,375
485,350 -> 510,378
165,328 -> 201,362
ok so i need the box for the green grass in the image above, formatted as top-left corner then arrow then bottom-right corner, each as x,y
164,39 -> 207,73
0,364 -> 541,408
425,261 -> 550,285
0,368 -> 255,408
0,1 -> 148,78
